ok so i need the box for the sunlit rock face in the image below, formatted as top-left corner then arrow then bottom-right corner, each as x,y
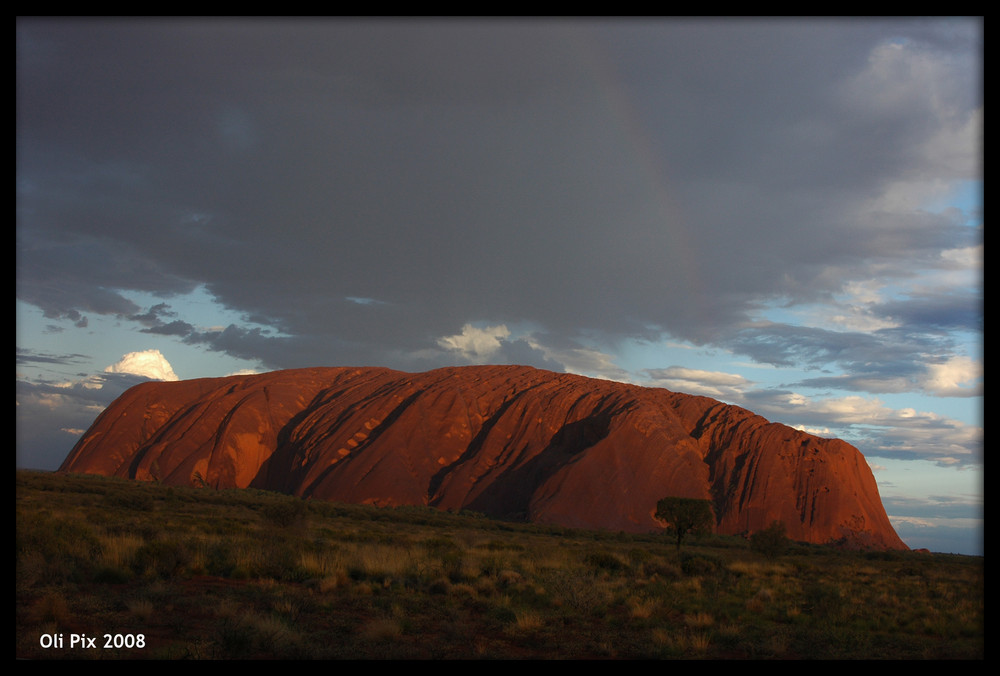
60,365 -> 907,550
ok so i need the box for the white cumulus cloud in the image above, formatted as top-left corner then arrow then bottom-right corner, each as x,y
921,355 -> 982,397
104,349 -> 179,381
437,324 -> 511,362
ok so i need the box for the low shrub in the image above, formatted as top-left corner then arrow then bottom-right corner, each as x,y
131,538 -> 195,579
259,499 -> 308,529
680,552 -> 722,577
750,521 -> 790,559
585,551 -> 627,573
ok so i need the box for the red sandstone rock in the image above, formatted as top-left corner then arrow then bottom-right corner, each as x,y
59,365 -> 907,550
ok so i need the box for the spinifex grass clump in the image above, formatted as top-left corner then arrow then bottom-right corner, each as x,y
16,470 -> 983,660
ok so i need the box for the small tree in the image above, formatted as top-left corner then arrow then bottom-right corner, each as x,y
750,520 -> 790,559
655,497 -> 715,551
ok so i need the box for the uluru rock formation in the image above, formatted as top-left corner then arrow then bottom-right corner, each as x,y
60,365 -> 907,550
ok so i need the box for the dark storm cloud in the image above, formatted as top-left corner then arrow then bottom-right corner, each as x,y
16,348 -> 90,367
141,320 -> 197,337
737,322 -> 953,372
16,18 -> 982,374
724,322 -> 885,369
871,292 -> 984,334
126,302 -> 199,337
183,324 -> 293,367
726,317 -> 982,398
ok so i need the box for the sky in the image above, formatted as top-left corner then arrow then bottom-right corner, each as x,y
16,17 -> 983,555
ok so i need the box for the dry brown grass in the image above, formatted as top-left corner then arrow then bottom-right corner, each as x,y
15,470 -> 985,660
505,609 -> 545,635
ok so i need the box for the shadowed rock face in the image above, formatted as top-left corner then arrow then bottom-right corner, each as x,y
60,365 -> 907,550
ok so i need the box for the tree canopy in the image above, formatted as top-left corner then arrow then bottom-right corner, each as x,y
655,497 -> 715,550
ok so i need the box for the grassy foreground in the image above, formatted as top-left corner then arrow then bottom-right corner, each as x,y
16,470 -> 983,660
